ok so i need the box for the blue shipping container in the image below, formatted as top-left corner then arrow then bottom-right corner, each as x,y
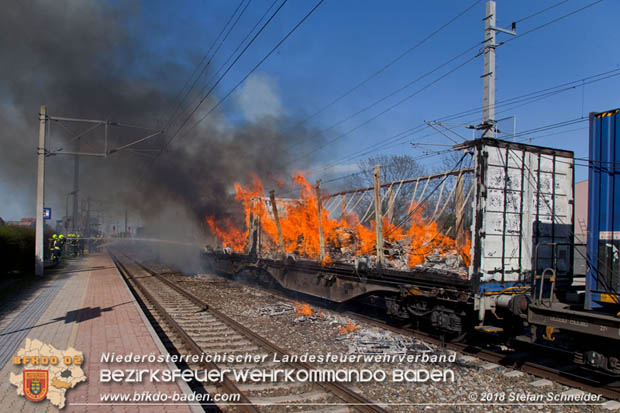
587,109 -> 620,310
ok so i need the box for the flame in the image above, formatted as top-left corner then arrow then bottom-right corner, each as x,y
338,320 -> 359,334
207,173 -> 471,270
460,237 -> 471,268
205,216 -> 245,252
295,303 -> 313,317
406,202 -> 458,266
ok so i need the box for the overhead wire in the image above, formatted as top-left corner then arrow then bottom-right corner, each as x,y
288,0 -> 607,175
164,0 -> 249,132
287,0 -> 484,133
285,53 -> 481,167
500,0 -> 604,47
312,67 -> 620,177
171,0 -> 280,132
162,0 -> 326,156
512,0 -> 570,24
184,0 -> 281,112
283,0 -> 566,152
160,0 -> 292,154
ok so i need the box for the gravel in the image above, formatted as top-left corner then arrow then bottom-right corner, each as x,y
169,273 -> 613,413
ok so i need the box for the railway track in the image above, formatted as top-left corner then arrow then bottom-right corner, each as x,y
343,311 -> 620,402
109,249 -> 388,413
193,255 -> 620,403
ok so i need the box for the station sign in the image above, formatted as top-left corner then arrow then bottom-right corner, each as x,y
43,208 -> 51,220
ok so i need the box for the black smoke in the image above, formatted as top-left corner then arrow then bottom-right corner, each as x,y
0,1 -> 319,241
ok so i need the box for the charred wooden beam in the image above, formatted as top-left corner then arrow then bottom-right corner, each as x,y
269,190 -> 285,258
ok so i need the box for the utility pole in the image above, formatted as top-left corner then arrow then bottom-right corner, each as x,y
481,1 -> 496,137
479,1 -> 515,138
35,106 -> 47,276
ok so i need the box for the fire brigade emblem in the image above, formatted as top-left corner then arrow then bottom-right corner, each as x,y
23,370 -> 49,402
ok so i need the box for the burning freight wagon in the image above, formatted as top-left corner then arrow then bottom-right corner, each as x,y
203,138 -> 574,335
207,169 -> 473,275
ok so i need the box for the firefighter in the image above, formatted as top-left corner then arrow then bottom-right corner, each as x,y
77,234 -> 85,256
72,234 -> 79,256
68,233 -> 78,256
48,234 -> 58,261
58,234 -> 66,256
48,234 -> 57,251
52,240 -> 61,262
50,234 -> 61,262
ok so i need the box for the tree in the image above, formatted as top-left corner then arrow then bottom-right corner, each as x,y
341,154 -> 426,225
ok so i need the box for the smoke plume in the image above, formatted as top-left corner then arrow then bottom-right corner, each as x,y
0,1 -> 320,243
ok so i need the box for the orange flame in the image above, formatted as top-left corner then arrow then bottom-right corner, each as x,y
205,216 -> 246,252
207,173 -> 471,270
338,320 -> 359,334
295,303 -> 313,317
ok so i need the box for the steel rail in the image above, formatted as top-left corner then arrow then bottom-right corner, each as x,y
110,251 -> 259,413
345,312 -> 620,402
118,251 -> 388,413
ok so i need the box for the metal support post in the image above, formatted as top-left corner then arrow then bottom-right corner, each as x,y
35,106 -> 47,276
455,174 -> 465,247
316,180 -> 326,262
373,165 -> 384,268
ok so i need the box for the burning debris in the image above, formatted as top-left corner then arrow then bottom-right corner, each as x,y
338,320 -> 359,335
295,303 -> 314,317
206,173 -> 471,275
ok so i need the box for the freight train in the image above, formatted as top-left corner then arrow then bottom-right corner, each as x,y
203,108 -> 620,376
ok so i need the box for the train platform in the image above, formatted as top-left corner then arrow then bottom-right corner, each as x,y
0,252 -> 199,413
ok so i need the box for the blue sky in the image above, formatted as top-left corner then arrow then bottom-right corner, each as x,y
136,0 -> 619,185
2,0 -> 619,221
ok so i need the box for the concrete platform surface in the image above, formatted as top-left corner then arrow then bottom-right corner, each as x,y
0,253 -> 196,412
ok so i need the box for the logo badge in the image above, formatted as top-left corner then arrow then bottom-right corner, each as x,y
23,370 -> 48,402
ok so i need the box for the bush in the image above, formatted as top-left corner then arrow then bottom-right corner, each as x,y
0,226 -> 37,276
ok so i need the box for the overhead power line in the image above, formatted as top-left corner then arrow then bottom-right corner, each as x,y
318,68 -> 620,174
173,0 -> 281,130
162,0 -> 325,155
512,0 -> 569,24
164,0 -> 249,132
287,55 -> 478,165
162,0 -> 291,153
289,0 -> 483,131
295,2 -> 612,174
501,0 -> 605,47
179,0 -> 326,140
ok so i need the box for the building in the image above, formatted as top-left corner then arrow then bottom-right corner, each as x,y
7,218 -> 36,228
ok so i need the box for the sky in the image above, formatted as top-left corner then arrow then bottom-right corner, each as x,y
140,0 -> 619,180
1,0 -> 619,222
